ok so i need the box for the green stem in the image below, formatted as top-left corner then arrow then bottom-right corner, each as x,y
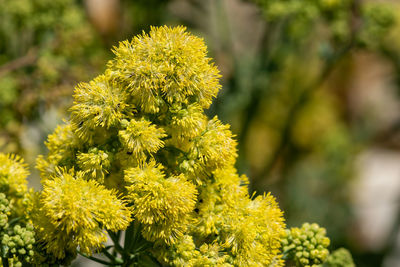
124,221 -> 135,253
78,251 -> 118,266
7,217 -> 21,226
1,257 -> 9,267
164,146 -> 188,157
101,247 -> 123,264
108,230 -> 125,255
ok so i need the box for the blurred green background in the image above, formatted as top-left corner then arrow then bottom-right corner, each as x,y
1,0 -> 400,266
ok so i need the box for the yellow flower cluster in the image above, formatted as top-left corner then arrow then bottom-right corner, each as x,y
32,168 -> 132,260
125,162 -> 197,244
0,154 -> 31,218
0,154 -> 35,266
36,26 -> 286,265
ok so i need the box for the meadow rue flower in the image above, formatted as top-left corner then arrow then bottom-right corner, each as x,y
76,148 -> 111,182
118,118 -> 167,159
33,168 -> 132,258
0,154 -> 29,199
108,26 -> 221,113
70,74 -> 131,143
35,25 -> 286,265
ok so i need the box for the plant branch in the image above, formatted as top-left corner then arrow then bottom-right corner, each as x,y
78,251 -> 118,266
1,257 -> 9,267
108,230 -> 125,255
252,43 -> 353,189
0,48 -> 37,77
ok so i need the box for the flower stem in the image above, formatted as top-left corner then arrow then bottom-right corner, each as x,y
1,257 -> 9,267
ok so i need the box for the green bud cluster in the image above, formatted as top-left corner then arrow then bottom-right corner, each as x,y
323,248 -> 355,267
0,193 -> 10,229
282,223 -> 330,267
2,224 -> 35,264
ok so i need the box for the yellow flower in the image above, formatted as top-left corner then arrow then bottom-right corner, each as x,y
119,118 -> 166,159
34,168 -> 132,258
76,148 -> 110,182
36,123 -> 80,178
70,74 -> 131,142
168,103 -> 208,141
35,26 -> 287,266
0,153 -> 29,199
190,117 -> 238,175
125,162 -> 197,244
109,26 -> 221,113
194,167 -> 285,266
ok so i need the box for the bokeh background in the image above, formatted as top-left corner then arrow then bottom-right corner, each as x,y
1,0 -> 400,266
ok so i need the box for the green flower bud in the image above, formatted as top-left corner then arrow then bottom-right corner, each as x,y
281,223 -> 331,266
322,248 -> 355,267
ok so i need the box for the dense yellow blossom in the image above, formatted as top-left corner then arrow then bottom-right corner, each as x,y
36,123 -> 80,179
125,163 -> 197,244
70,74 -> 131,142
108,26 -> 221,113
0,154 -> 29,199
0,155 -> 35,266
35,26 -> 286,265
168,103 -> 208,140
0,153 -> 32,220
190,117 -> 238,172
33,168 -> 132,258
119,118 -> 167,159
76,148 -> 110,182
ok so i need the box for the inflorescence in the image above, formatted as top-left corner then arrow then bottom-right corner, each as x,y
0,26 -> 356,266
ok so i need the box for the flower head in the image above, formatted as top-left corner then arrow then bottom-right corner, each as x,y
119,118 -> 166,160
34,168 -> 132,258
0,154 -> 29,199
70,74 -> 131,142
109,25 -> 221,113
125,163 -> 197,244
35,26 -> 287,266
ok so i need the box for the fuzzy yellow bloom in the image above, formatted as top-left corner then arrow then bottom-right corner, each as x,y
108,26 -> 221,113
34,168 -> 132,258
162,235 -> 232,267
0,154 -> 29,198
119,118 -> 167,159
35,26 -> 286,266
36,123 -> 80,179
76,148 -> 110,182
70,74 -> 131,142
125,162 -> 197,244
191,117 -> 238,171
0,153 -> 32,220
168,103 -> 208,140
189,167 -> 285,266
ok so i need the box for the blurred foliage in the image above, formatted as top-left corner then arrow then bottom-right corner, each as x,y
198,0 -> 400,266
0,0 -> 107,161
